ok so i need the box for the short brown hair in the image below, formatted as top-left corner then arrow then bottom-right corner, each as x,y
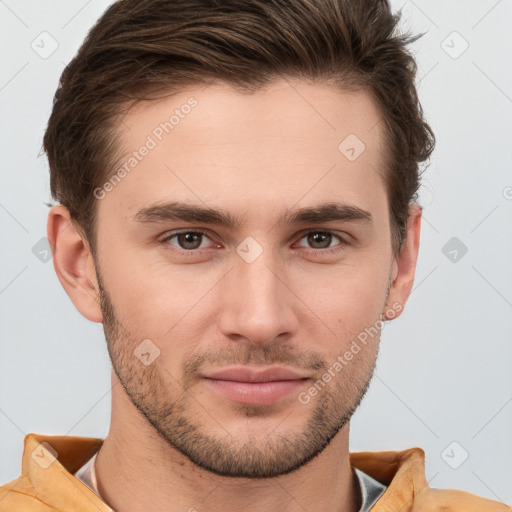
43,0 -> 435,258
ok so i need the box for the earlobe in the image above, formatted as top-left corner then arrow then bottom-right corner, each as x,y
47,205 -> 103,323
383,204 -> 422,320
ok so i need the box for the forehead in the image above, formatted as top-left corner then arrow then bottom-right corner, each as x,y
102,78 -> 388,226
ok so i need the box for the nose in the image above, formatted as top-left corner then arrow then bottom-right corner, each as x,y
217,248 -> 299,346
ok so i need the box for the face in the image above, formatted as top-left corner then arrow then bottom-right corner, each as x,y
92,78 -> 400,478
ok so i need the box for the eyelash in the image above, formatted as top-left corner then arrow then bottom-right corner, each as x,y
159,229 -> 350,257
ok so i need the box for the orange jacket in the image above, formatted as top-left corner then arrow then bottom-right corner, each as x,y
0,433 -> 510,511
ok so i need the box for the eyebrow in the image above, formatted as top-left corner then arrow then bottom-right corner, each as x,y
133,201 -> 372,227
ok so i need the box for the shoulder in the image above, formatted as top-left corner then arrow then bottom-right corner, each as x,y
0,476 -> 51,512
412,487 -> 512,511
350,446 -> 511,512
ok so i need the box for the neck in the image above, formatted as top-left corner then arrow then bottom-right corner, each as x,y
94,372 -> 361,512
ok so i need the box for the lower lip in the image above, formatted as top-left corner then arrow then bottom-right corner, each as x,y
203,378 -> 308,405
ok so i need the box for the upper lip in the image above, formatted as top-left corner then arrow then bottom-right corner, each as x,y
203,366 -> 309,383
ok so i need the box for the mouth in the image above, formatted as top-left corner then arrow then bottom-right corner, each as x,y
202,366 -> 310,406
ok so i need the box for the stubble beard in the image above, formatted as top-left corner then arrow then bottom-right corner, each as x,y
97,275 -> 382,478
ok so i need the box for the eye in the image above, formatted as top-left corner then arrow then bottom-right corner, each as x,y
161,230 -> 216,251
295,231 -> 348,252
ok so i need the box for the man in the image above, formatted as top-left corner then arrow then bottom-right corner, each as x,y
0,0 -> 509,511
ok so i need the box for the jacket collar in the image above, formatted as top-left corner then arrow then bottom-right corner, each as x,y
22,432 -> 428,512
350,446 -> 429,511
23,433 -> 113,512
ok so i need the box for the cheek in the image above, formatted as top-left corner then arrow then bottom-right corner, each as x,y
289,260 -> 390,351
98,242 -> 199,327
297,257 -> 390,310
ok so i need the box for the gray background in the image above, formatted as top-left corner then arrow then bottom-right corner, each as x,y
1,0 -> 511,505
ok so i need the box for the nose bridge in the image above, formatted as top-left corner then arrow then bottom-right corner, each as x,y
218,242 -> 297,343
240,253 -> 280,304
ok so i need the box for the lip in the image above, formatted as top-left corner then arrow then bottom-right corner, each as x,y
204,366 -> 308,382
202,366 -> 310,406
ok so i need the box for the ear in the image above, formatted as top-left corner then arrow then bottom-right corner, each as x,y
383,204 -> 422,320
47,205 -> 103,323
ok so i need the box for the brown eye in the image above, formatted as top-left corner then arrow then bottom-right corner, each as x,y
297,231 -> 343,250
176,232 -> 203,250
163,231 -> 211,251
306,232 -> 333,249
